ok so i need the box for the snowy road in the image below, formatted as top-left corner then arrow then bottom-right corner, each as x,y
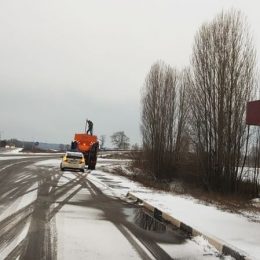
0,155 -> 224,260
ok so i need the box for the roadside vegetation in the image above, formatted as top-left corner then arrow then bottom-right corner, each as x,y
99,150 -> 259,216
137,9 -> 259,199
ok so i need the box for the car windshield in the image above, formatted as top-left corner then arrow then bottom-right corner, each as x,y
66,153 -> 83,159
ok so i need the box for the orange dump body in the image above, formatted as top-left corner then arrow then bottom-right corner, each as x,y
74,133 -> 98,152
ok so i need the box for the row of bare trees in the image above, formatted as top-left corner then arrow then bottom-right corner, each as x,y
141,10 -> 259,195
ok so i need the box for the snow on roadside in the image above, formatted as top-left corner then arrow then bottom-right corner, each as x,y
0,156 -> 30,160
136,192 -> 260,259
0,148 -> 23,154
88,170 -> 147,199
88,165 -> 260,260
98,162 -> 134,176
158,235 -> 230,260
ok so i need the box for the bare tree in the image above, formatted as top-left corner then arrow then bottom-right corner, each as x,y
131,143 -> 140,150
174,68 -> 190,162
99,135 -> 106,149
190,10 -> 257,193
111,131 -> 130,150
141,61 -> 189,179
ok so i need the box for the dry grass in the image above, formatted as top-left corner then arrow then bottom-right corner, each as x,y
98,150 -> 260,219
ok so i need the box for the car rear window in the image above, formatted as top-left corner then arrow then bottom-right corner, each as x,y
66,153 -> 83,159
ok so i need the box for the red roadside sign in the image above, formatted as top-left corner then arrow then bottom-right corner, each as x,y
246,100 -> 260,126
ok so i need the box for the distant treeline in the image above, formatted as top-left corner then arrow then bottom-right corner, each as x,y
0,138 -> 69,151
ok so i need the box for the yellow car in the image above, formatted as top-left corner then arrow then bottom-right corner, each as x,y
60,151 -> 85,172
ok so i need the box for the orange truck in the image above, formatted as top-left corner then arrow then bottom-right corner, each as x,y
72,133 -> 99,170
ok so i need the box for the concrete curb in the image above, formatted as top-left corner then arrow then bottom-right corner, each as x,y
126,192 -> 251,260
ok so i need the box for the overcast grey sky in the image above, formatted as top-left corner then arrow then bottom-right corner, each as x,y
0,0 -> 259,146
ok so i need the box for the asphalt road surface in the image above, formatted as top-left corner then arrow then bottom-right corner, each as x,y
0,154 -> 222,260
